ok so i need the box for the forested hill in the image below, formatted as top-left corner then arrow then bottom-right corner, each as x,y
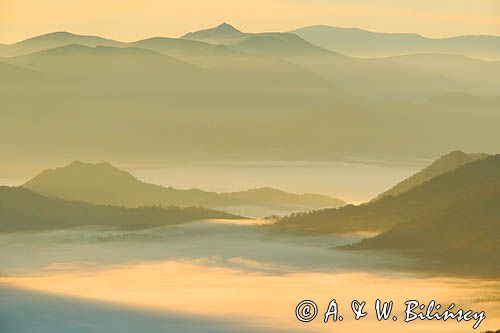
375,150 -> 487,200
276,154 -> 500,234
0,186 -> 242,233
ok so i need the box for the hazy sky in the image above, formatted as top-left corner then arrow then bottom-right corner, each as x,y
1,0 -> 499,44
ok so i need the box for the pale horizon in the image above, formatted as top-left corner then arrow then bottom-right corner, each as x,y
1,0 -> 499,44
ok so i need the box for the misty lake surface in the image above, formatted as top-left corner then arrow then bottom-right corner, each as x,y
1,219 -> 499,333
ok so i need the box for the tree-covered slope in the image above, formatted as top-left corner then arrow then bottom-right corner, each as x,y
277,155 -> 500,234
0,186 -> 241,233
375,150 -> 488,199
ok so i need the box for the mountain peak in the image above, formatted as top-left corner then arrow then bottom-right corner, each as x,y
214,22 -> 241,33
181,23 -> 245,43
24,160 -> 138,189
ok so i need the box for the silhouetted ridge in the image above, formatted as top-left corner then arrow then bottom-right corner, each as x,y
291,25 -> 500,60
23,161 -> 346,216
0,31 -> 123,57
0,186 -> 242,233
221,187 -> 346,208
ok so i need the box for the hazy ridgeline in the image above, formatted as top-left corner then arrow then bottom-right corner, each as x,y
21,160 -> 346,217
0,186 -> 243,233
291,26 -> 500,60
1,24 -> 500,165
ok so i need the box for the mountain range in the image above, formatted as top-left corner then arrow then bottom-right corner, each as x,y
291,25 -> 500,60
2,24 -> 500,97
0,31 -> 123,57
3,24 -> 500,96
23,161 -> 346,217
1,23 -> 500,164
6,23 -> 500,60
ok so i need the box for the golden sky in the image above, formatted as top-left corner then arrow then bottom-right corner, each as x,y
1,0 -> 499,44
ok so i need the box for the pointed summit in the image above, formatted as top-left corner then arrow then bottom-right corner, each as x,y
182,23 -> 247,44
214,22 -> 241,34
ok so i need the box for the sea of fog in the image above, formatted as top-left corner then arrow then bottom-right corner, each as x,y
0,219 -> 388,275
1,220 -> 499,333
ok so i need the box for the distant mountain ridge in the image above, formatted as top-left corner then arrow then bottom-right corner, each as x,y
4,40 -> 332,89
0,24 -> 338,59
4,24 -> 500,61
182,23 -> 338,58
221,187 -> 343,209
0,24 -> 327,59
3,26 -> 500,97
291,25 -> 500,60
0,31 -> 124,57
23,161 -> 346,217
2,25 -> 500,162
6,25 -> 496,102
4,24 -> 500,59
